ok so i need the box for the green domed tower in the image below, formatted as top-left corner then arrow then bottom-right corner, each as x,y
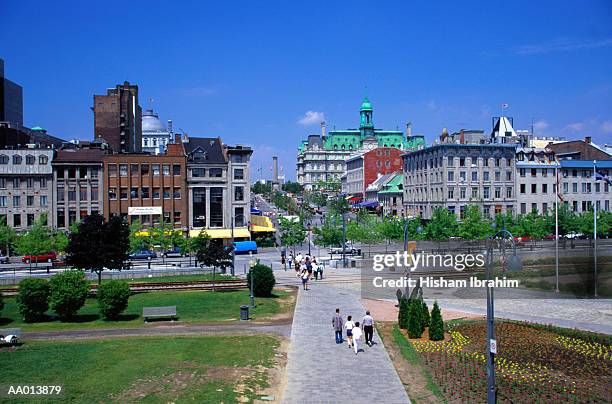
359,96 -> 374,136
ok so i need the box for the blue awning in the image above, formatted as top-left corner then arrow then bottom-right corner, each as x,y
356,200 -> 379,208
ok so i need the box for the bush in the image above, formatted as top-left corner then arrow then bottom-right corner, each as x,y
429,301 -> 444,341
421,300 -> 430,330
16,278 -> 50,322
398,297 -> 410,329
97,280 -> 131,320
407,299 -> 423,338
49,270 -> 89,320
0,290 -> 4,316
246,263 -> 276,297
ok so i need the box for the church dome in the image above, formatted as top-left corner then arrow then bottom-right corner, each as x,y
142,109 -> 166,132
360,97 -> 373,111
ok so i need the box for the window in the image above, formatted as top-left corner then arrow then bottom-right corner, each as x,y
235,207 -> 245,227
26,178 -> 34,188
495,158 -> 500,167
0,196 -> 6,207
532,203 -> 537,212
131,164 -> 139,176
519,168 -> 526,177
506,187 -> 512,198
563,182 -> 568,193
173,164 -> 181,176
193,168 -> 206,177
459,157 -> 465,167
471,187 -> 478,198
141,164 -> 149,175
13,196 -> 20,207
68,188 -> 76,201
448,171 -> 454,181
542,184 -> 548,193
68,167 -> 76,178
152,164 -> 160,176
483,158 -> 489,167
483,186 -> 490,199
120,188 -> 128,199
210,187 -> 223,227
572,183 -> 578,193
460,187 -> 466,199
26,155 -> 35,165
153,188 -> 160,199
173,188 -> 181,199
0,178 -> 5,189
520,184 -> 526,194
69,210 -> 77,226
163,187 -> 171,199
495,187 -> 501,198
108,164 -> 117,176
27,196 -> 34,207
119,164 -> 128,177
483,172 -> 489,181
79,168 -> 87,179
130,187 -> 138,199
235,186 -> 244,201
447,157 -> 454,166
193,188 -> 207,227
173,211 -> 182,225
234,168 -> 244,180
13,155 -> 22,165
483,206 -> 490,217
0,155 -> 8,164
506,158 -> 512,167
448,188 -> 454,199
531,168 -> 537,177
531,184 -> 537,194
163,164 -> 170,176
460,171 -> 466,181
91,187 -> 98,201
109,188 -> 117,200
542,169 -> 548,177
13,214 -> 21,227
495,172 -> 501,182
471,172 -> 478,182
542,203 -> 548,213
91,168 -> 98,179
209,168 -> 222,177
57,186 -> 65,202
57,210 -> 65,228
141,187 -> 150,199
12,178 -> 19,189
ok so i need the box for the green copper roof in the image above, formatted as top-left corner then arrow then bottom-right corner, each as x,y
360,97 -> 373,111
31,126 -> 45,131
378,174 -> 404,194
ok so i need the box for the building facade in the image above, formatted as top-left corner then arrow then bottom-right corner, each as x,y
0,148 -> 54,230
184,136 -> 252,240
296,97 -> 425,191
93,81 -> 142,153
559,160 -> 612,213
0,59 -> 23,128
378,173 -> 404,217
343,147 -> 403,197
515,147 -> 559,215
53,148 -> 106,230
142,109 -> 173,155
102,135 -> 187,229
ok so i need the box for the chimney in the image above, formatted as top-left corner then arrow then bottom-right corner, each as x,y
168,120 -> 173,134
320,121 -> 327,138
585,136 -> 591,144
174,133 -> 182,143
272,156 -> 279,182
406,122 -> 412,138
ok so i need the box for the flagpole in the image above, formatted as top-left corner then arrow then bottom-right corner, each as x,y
593,160 -> 598,297
555,164 -> 559,293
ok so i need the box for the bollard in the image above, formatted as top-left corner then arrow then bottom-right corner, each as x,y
240,305 -> 250,321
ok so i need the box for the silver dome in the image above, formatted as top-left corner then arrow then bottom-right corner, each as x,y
142,109 -> 166,132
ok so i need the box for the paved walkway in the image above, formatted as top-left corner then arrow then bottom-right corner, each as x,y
281,272 -> 409,404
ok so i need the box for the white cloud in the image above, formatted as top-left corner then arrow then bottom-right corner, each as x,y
297,111 -> 325,125
601,121 -> 612,133
513,37 -> 612,56
425,100 -> 438,111
564,122 -> 584,132
533,120 -> 549,132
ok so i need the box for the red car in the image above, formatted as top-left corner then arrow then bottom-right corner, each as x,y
22,252 -> 57,264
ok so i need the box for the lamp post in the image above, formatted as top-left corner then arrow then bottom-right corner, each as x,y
248,252 -> 256,307
484,227 -> 522,404
307,221 -> 312,256
230,213 -> 249,276
341,212 -> 347,267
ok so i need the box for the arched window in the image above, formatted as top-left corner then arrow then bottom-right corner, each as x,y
0,155 -> 8,164
26,155 -> 35,165
39,155 -> 49,165
13,155 -> 22,165
349,145 -> 353,150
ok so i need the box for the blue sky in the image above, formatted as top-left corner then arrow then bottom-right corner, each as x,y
2,0 -> 612,180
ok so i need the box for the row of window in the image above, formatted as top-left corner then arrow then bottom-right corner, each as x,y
0,154 -> 49,165
520,200 -> 610,214
108,163 -> 182,177
57,167 -> 98,180
408,156 -> 513,171
0,195 -> 48,207
57,187 -> 98,202
108,187 -> 182,200
191,167 -> 227,178
0,213 -> 43,227
0,177 -> 48,189
561,182 -> 610,194
446,171 -> 512,182
519,183 -> 557,195
562,169 -> 610,178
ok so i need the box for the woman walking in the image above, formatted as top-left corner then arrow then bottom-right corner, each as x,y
301,268 -> 310,290
344,315 -> 355,348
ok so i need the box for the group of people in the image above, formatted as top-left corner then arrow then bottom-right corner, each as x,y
286,252 -> 323,290
332,308 -> 375,355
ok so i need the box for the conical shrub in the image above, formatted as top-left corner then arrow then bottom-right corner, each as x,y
429,301 -> 444,341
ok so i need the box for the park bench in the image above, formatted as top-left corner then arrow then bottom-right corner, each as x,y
143,306 -> 177,323
0,328 -> 22,346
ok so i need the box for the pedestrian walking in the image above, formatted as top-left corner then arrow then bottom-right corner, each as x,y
352,322 -> 363,355
344,316 -> 355,348
332,308 -> 343,344
288,253 -> 293,269
305,257 -> 313,278
362,311 -> 375,346
301,269 -> 310,290
312,260 -> 319,280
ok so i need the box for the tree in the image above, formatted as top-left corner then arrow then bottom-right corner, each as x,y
14,215 -> 55,265
303,191 -> 327,209
65,213 -> 130,285
429,301 -> 444,341
278,217 -> 307,255
246,263 -> 276,297
576,210 -> 611,238
328,196 -> 350,215
459,206 -> 491,240
97,280 -> 131,320
0,290 -> 4,317
377,217 -> 404,244
398,297 -> 410,329
517,211 -> 548,248
421,300 -> 430,330
49,270 -> 89,320
312,217 -> 343,247
407,298 -> 423,338
252,181 -> 273,195
194,231 -> 232,273
0,215 -> 17,256
128,219 -> 150,253
425,207 -> 458,241
16,278 -> 50,322
282,181 -> 303,195
557,204 -> 577,237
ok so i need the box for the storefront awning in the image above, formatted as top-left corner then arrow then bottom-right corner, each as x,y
250,215 -> 276,233
188,228 -> 251,239
251,225 -> 277,233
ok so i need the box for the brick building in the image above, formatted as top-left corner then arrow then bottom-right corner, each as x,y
547,137 -> 611,161
343,147 -> 403,198
102,135 -> 187,229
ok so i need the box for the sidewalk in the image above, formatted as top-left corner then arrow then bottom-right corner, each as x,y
281,273 -> 410,403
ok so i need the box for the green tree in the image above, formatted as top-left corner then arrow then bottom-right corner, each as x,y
328,196 -> 350,215
429,301 -> 444,341
278,217 -> 307,255
14,216 -> 55,263
251,181 -> 272,195
377,217 -> 404,243
459,206 -> 491,240
398,297 -> 410,329
65,213 -> 130,285
421,300 -> 430,329
314,179 -> 341,193
16,278 -> 50,322
407,299 -> 423,338
193,231 -> 232,273
282,181 -> 303,195
49,270 -> 89,320
425,207 -> 458,241
128,219 -> 150,252
0,216 -> 17,256
0,290 -> 4,317
246,263 -> 276,297
312,216 -> 343,247
517,211 -> 548,248
557,204 -> 577,236
576,210 -> 611,237
97,280 -> 131,320
52,231 -> 69,255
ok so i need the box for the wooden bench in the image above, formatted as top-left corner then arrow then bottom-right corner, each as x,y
0,328 -> 22,345
143,306 -> 177,323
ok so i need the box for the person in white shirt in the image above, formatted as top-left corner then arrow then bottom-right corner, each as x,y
344,315 -> 355,348
352,322 -> 363,355
362,311 -> 375,346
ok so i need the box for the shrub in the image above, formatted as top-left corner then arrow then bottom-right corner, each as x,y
398,297 -> 410,329
429,301 -> 445,341
0,290 -> 4,316
49,270 -> 89,320
421,300 -> 430,330
246,263 -> 276,297
97,280 -> 131,320
16,278 -> 50,322
407,299 -> 423,338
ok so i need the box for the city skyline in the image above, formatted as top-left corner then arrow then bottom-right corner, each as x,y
2,0 -> 612,180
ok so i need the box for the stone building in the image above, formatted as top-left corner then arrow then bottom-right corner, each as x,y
377,173 -> 404,217
559,160 -> 612,213
296,97 -> 425,191
141,109 -> 173,155
0,148 -> 55,230
515,147 -> 559,215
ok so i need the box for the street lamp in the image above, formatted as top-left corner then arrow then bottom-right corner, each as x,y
307,221 -> 312,256
484,227 -> 522,404
248,252 -> 256,308
230,213 -> 250,276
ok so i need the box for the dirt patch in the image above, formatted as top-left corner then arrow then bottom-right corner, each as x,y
377,322 -> 440,403
362,298 -> 482,322
254,337 -> 290,404
254,287 -> 298,325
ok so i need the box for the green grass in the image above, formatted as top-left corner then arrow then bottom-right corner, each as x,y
0,335 -> 279,403
391,325 -> 445,402
0,289 -> 289,332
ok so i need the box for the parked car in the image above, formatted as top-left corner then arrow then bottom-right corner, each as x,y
0,253 -> 9,264
129,250 -> 157,260
233,241 -> 258,254
163,247 -> 186,258
22,252 -> 57,264
329,243 -> 359,255
564,232 -> 584,239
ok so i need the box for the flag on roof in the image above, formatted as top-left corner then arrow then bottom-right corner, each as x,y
595,170 -> 611,185
501,103 -> 509,108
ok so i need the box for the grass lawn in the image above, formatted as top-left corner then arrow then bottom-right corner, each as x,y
0,335 -> 279,403
114,273 -> 239,283
0,289 -> 292,332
